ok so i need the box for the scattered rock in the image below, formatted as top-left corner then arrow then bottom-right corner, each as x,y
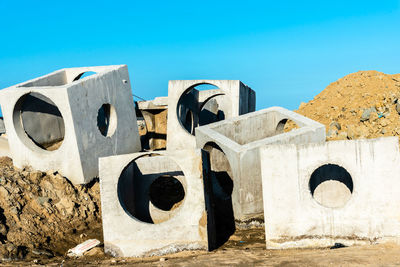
329,121 -> 341,131
360,107 -> 377,122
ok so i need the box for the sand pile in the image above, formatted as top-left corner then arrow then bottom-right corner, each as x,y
0,157 -> 102,260
296,70 -> 400,141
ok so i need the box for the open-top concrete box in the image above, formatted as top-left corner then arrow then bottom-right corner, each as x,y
195,106 -> 326,221
99,149 -> 235,257
0,65 -> 141,184
167,80 -> 256,151
260,137 -> 400,249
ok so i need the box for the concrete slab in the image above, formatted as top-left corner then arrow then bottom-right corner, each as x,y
260,137 -> 400,249
137,97 -> 168,150
0,65 -> 141,184
196,106 -> 326,221
99,149 -> 232,257
167,80 -> 255,151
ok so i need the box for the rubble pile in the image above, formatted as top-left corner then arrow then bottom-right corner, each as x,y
295,71 -> 400,140
0,157 -> 102,260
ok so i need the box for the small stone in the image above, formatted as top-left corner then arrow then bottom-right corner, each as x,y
338,132 -> 348,140
360,107 -> 377,122
380,119 -> 389,127
370,112 -> 379,122
160,257 -> 167,262
327,129 -> 338,138
329,121 -> 341,131
396,102 -> 400,115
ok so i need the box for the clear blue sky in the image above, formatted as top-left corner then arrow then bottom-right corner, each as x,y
1,1 -> 399,110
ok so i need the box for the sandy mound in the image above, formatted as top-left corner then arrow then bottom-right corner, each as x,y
0,157 -> 102,260
296,70 -> 400,141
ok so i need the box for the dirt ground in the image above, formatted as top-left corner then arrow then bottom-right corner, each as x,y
5,227 -> 400,266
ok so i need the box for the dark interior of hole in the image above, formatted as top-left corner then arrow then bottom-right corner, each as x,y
276,119 -> 288,133
73,71 -> 97,81
199,97 -> 225,127
203,143 -> 235,251
177,84 -> 225,135
149,175 -> 185,211
183,110 -> 193,134
20,93 -> 65,149
117,159 -> 184,224
97,104 -> 110,136
309,164 -> 353,196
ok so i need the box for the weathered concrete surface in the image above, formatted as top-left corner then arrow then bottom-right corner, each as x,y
0,136 -> 11,158
99,149 -> 213,257
196,106 -> 326,221
0,65 -> 141,184
0,118 -> 5,135
137,97 -> 168,150
260,137 -> 400,249
167,80 -> 255,151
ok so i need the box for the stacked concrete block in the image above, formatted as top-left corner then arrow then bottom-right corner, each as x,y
196,106 -> 326,221
99,149 -> 228,257
260,137 -> 400,248
137,97 -> 168,150
0,65 -> 141,184
167,80 -> 255,151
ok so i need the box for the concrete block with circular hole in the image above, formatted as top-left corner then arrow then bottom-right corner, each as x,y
260,137 -> 400,249
167,80 -> 255,151
0,65 -> 141,184
99,149 -> 232,257
195,106 -> 326,221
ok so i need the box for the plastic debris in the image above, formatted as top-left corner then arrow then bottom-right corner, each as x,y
67,239 -> 100,257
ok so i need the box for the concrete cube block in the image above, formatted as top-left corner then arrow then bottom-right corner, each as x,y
195,106 -> 326,221
167,80 -> 255,151
0,65 -> 141,184
260,137 -> 400,248
99,149 -> 233,257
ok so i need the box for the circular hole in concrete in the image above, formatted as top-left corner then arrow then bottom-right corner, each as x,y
14,92 -> 65,151
309,164 -> 353,208
97,103 -> 117,137
199,94 -> 225,127
203,142 -> 235,247
276,119 -> 300,134
117,154 -> 186,224
149,175 -> 185,211
72,71 -> 97,81
176,83 -> 224,135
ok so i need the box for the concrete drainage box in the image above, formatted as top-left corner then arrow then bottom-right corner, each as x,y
0,65 -> 141,184
260,137 -> 400,249
99,149 -> 233,257
195,106 -> 326,221
167,80 -> 255,151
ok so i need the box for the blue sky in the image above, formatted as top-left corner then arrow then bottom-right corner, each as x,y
1,0 -> 399,110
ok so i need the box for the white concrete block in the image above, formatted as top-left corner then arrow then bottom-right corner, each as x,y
167,80 -> 255,151
99,149 -> 219,257
196,106 -> 326,221
260,137 -> 400,248
0,65 -> 141,184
